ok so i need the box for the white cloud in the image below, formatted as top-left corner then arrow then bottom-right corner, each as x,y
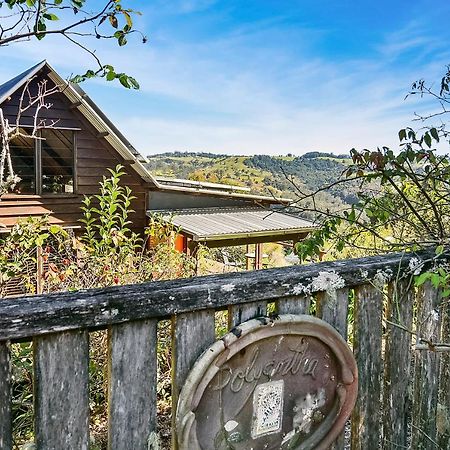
2,15 -> 450,156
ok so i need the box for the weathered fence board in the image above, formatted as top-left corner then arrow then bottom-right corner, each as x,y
351,284 -> 383,450
316,288 -> 349,338
34,330 -> 90,450
171,310 -> 215,450
382,280 -> 414,450
0,249 -> 443,342
228,300 -> 267,327
438,297 -> 450,449
412,283 -> 442,450
0,341 -> 12,450
317,288 -> 349,450
277,294 -> 310,315
108,320 -> 158,450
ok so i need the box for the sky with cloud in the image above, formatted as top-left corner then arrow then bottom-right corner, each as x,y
1,0 -> 450,155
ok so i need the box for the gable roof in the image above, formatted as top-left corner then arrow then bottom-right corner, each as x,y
0,60 -> 47,103
0,60 -> 156,184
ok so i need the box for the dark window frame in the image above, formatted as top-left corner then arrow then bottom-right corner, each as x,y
11,128 -> 77,196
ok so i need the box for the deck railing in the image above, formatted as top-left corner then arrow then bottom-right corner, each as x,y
0,249 -> 449,449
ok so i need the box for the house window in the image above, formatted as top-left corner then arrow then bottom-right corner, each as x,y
9,129 -> 75,194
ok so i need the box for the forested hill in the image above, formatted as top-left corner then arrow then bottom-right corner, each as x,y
145,152 -> 357,216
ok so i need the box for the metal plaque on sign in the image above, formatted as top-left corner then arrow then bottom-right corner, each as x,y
176,314 -> 358,450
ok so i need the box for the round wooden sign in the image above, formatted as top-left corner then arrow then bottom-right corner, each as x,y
176,314 -> 358,450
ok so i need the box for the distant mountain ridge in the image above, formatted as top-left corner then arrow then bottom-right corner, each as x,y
145,152 -> 357,217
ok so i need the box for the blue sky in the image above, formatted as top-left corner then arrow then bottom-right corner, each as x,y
1,0 -> 450,155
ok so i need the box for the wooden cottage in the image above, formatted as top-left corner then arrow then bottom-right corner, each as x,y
0,60 -> 152,234
0,61 -> 316,267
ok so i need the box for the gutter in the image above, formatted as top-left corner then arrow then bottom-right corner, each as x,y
189,227 -> 318,242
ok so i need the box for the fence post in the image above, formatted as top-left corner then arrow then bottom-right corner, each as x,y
382,279 -> 414,450
0,341 -> 12,450
172,310 -> 215,449
411,282 -> 442,449
34,330 -> 90,450
317,288 -> 349,450
438,295 -> 450,448
351,284 -> 383,450
108,320 -> 158,450
277,294 -> 310,315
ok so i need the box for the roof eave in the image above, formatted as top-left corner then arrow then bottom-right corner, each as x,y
0,60 -> 47,105
153,185 -> 291,204
44,64 -> 158,186
190,227 -> 318,242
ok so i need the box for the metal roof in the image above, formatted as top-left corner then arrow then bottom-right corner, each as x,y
148,207 -> 317,242
0,60 -> 46,104
154,176 -> 251,192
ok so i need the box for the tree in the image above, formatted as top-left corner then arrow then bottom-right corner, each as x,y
0,0 -> 145,87
293,64 -> 450,290
0,74 -> 61,193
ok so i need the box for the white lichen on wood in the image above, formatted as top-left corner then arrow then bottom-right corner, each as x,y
310,271 -> 345,294
408,257 -> 424,275
291,271 -> 345,298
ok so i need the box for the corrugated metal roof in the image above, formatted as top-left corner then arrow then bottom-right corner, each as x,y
148,207 -> 317,241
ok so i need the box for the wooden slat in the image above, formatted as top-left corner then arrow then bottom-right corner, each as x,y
34,330 -> 90,449
0,342 -> 12,450
411,282 -> 441,450
351,284 -> 383,450
277,294 -> 310,315
171,310 -> 215,450
382,280 -> 414,450
438,296 -> 450,449
108,320 -> 158,450
316,288 -> 349,338
77,157 -> 119,168
228,300 -> 267,327
316,288 -> 349,450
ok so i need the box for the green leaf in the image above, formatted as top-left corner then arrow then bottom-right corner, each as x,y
430,127 -> 440,142
398,128 -> 406,141
424,132 -> 432,148
106,70 -> 116,81
43,13 -> 59,21
122,10 -> 133,28
49,225 -> 61,234
118,34 -> 127,46
436,245 -> 444,255
34,20 -> 47,40
415,272 -> 431,286
109,14 -> 118,28
119,75 -> 130,88
127,76 -> 139,89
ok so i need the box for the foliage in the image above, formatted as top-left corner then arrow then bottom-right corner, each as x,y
0,0 -> 145,87
293,65 -> 450,296
1,166 -> 197,447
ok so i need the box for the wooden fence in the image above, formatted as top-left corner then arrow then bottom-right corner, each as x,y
0,250 -> 449,449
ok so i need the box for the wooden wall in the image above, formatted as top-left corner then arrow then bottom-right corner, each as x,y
0,68 -> 148,234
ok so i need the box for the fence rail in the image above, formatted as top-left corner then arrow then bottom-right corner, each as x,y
0,249 -> 449,449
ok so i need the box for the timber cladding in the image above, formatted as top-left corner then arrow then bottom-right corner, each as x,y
0,68 -> 148,234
